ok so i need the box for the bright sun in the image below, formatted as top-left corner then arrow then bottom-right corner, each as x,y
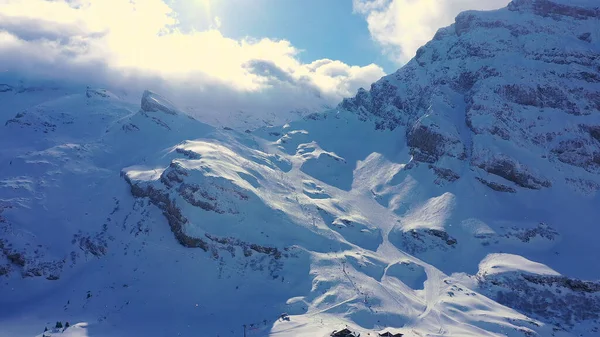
195,0 -> 212,10
193,0 -> 214,24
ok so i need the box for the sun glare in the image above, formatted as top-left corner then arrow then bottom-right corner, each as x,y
195,0 -> 213,18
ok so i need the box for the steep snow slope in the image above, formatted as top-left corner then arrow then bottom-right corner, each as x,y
1,0 -> 600,336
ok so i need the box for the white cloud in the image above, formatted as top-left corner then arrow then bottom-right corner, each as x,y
353,0 -> 510,64
0,0 -> 385,118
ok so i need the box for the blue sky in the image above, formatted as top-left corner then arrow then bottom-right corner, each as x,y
168,0 -> 398,73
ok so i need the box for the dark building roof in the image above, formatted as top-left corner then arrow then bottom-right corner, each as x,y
331,328 -> 357,337
378,332 -> 404,337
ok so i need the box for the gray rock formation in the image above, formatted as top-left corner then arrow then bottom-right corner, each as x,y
141,90 -> 179,115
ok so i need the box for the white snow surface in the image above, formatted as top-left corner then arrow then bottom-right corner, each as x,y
477,253 -> 561,277
1,1 -> 600,336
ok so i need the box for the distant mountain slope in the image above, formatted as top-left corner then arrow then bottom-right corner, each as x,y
1,1 -> 599,337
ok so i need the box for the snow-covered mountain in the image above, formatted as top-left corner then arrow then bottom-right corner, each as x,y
1,0 -> 600,336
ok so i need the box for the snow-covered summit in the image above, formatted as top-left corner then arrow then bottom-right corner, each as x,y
140,90 -> 179,115
508,0 -> 600,16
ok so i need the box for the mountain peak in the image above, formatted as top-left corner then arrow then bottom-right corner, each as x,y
508,0 -> 600,18
140,90 -> 179,115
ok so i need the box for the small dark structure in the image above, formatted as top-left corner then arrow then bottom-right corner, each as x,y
378,332 -> 403,337
331,328 -> 359,337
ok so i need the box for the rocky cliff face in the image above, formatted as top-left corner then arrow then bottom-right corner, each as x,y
340,0 -> 600,195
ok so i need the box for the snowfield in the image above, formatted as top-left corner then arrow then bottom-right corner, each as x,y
2,0 -> 600,336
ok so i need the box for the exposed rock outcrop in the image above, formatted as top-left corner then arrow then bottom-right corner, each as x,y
389,228 -> 458,255
478,271 -> 600,329
476,157 -> 551,190
141,90 -> 179,115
